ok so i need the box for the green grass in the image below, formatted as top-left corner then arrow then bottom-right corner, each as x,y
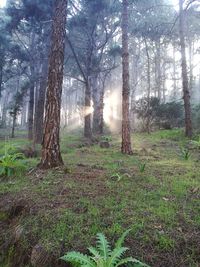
0,129 -> 200,267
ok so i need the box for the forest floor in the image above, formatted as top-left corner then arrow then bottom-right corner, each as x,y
0,129 -> 200,267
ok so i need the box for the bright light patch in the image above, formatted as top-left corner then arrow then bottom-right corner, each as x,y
0,0 -> 6,8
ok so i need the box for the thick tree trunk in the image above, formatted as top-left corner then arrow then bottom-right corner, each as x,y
39,0 -> 67,169
179,0 -> 192,138
121,0 -> 132,154
84,81 -> 92,138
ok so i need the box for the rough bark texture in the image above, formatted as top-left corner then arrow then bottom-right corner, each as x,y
39,0 -> 67,169
179,0 -> 192,138
121,0 -> 132,154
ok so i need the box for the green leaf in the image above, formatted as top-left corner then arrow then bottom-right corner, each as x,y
115,257 -> 136,267
96,233 -> 111,259
108,247 -> 128,267
60,251 -> 96,267
88,246 -> 101,258
115,229 -> 131,249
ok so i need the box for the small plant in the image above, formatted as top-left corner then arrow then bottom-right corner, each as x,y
138,162 -> 146,173
0,152 -> 26,177
180,147 -> 191,160
191,136 -> 200,149
101,135 -> 112,142
61,230 -> 150,267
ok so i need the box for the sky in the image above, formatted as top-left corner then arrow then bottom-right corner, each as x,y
0,0 -> 6,8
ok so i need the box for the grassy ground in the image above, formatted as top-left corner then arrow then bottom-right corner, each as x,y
0,129 -> 200,267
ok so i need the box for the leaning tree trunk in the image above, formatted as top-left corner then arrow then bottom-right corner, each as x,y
179,0 -> 192,138
39,0 -> 67,169
121,0 -> 132,154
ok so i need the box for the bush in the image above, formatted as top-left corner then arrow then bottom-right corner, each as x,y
0,152 -> 26,177
133,98 -> 184,132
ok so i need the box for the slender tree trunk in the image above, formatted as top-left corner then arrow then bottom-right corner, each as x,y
28,65 -> 35,140
39,0 -> 67,169
173,42 -> 177,99
179,0 -> 192,138
34,60 -> 48,144
84,80 -> 92,138
11,113 -> 17,138
121,0 -> 132,154
144,38 -> 151,134
0,48 -> 5,98
92,75 -> 104,135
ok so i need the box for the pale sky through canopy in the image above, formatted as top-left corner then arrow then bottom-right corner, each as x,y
0,0 -> 6,8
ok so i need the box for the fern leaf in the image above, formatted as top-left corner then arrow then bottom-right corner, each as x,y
96,233 -> 111,259
116,257 -> 136,267
60,251 -> 96,267
127,259 -> 151,267
115,229 -> 131,249
108,247 -> 128,267
88,246 -> 101,258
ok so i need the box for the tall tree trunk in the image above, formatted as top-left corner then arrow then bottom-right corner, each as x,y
11,113 -> 17,138
84,80 -> 92,138
121,0 -> 132,154
155,39 -> 161,100
28,78 -> 34,140
144,38 -> 151,133
34,60 -> 48,144
92,75 -> 104,135
39,0 -> 67,169
173,42 -> 177,99
179,0 -> 192,138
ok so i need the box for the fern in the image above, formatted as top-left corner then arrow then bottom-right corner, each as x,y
0,152 -> 26,177
115,229 -> 131,249
96,233 -> 111,259
61,231 -> 150,267
60,252 -> 96,267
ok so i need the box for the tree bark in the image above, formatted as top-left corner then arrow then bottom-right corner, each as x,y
39,0 -> 67,169
92,75 -> 104,135
28,73 -> 34,140
121,0 -> 132,154
179,0 -> 192,138
34,59 -> 48,144
84,80 -> 92,138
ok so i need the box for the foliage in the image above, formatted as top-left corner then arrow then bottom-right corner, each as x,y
138,162 -> 146,173
180,147 -> 191,160
134,98 -> 184,132
61,230 -> 150,267
0,152 -> 26,177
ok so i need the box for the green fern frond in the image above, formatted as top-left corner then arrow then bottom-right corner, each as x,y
88,246 -> 101,258
115,257 -> 136,267
127,259 -> 151,267
115,229 -> 131,249
96,233 -> 111,259
108,247 -> 128,267
60,251 -> 96,267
